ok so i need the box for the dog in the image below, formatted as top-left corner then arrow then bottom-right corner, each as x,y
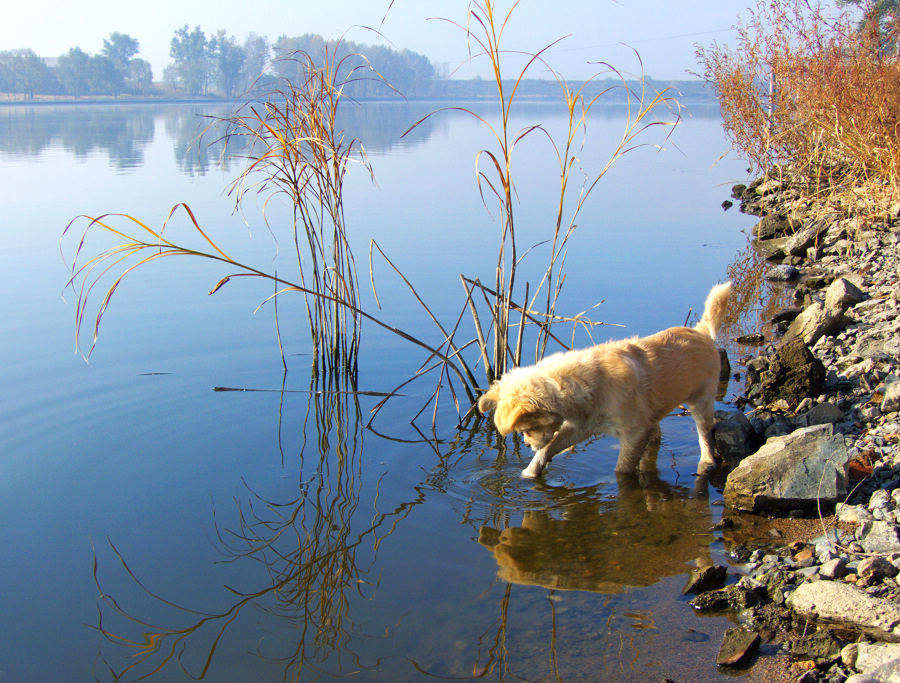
477,282 -> 731,478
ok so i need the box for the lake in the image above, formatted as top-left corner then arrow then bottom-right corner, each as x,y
0,99 -> 757,681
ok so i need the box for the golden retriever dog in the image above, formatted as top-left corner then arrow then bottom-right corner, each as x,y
478,282 -> 731,478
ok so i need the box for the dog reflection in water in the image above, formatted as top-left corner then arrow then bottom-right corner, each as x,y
477,282 -> 731,478
478,473 -> 714,593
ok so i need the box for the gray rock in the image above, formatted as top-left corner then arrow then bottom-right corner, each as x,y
785,301 -> 849,346
713,410 -> 760,464
883,382 -> 900,414
826,277 -> 866,314
767,264 -> 801,281
723,424 -> 851,512
787,580 -> 900,642
843,642 -> 900,674
846,657 -> 900,682
754,213 -> 792,240
861,521 -> 900,554
820,557 -> 849,580
793,401 -> 844,429
836,503 -> 876,524
787,219 -> 831,257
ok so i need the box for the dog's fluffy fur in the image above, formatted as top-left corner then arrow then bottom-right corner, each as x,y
478,282 -> 732,478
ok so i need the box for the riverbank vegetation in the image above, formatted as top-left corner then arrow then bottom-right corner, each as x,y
697,0 -> 900,223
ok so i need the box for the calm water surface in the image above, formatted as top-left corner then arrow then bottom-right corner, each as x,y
0,100 -> 756,681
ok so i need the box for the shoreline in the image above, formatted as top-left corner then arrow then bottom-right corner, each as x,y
693,172 -> 900,681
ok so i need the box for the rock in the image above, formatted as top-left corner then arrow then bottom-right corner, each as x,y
788,628 -> 846,665
754,213 -> 792,240
766,264 -> 800,281
858,556 -> 900,585
861,521 -> 900,554
690,583 -> 761,612
882,381 -> 900,414
786,219 -> 831,257
793,401 -> 844,429
787,580 -> 900,642
757,337 -> 827,406
844,642 -> 900,674
846,657 -> 900,682
784,301 -> 848,346
825,277 -> 865,314
716,628 -> 760,666
820,557 -> 849,580
718,347 -> 731,382
713,410 -> 761,464
723,424 -> 851,512
836,503 -> 875,524
682,564 -> 728,595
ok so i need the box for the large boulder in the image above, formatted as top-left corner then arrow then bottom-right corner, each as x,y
788,581 -> 900,643
723,424 -> 851,512
756,337 -> 827,407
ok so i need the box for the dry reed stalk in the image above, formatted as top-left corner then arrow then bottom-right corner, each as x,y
222,47 -> 376,376
377,0 -> 677,422
698,0 -> 900,221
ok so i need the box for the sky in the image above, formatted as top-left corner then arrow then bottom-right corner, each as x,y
0,0 -> 761,81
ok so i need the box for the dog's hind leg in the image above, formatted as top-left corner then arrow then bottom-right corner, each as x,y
687,396 -> 718,474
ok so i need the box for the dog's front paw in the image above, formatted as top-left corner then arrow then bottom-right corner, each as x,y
521,466 -> 541,479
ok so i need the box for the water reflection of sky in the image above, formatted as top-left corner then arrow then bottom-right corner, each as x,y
0,101 -> 756,681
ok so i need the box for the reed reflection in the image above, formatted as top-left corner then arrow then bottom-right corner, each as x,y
94,373 -> 421,681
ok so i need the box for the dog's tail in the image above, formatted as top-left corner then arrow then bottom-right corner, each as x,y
693,281 -> 732,341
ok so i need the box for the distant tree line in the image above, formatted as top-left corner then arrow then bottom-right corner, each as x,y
0,27 -> 439,100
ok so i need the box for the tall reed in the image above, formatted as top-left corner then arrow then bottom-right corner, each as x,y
223,48 -> 374,375
370,0 -> 677,423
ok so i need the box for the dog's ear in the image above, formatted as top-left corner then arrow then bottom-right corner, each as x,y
495,404 -> 537,435
478,388 -> 499,414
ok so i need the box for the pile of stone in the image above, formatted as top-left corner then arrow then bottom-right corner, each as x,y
694,173 -> 900,681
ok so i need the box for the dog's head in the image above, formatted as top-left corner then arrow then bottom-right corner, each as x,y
478,383 -> 562,451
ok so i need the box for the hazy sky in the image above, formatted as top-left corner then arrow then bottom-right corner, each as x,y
2,1 -> 758,81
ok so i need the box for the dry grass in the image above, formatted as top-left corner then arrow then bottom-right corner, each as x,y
697,0 -> 900,220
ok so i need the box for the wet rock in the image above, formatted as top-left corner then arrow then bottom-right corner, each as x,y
757,337 -> 827,406
690,582 -> 762,612
785,301 -> 849,346
787,581 -> 900,642
682,564 -> 728,595
723,424 -> 851,512
719,347 -> 731,382
713,410 -> 761,464
716,628 -> 760,666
